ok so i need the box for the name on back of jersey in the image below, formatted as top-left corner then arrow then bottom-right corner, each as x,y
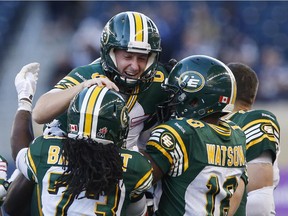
206,144 -> 245,167
46,145 -> 136,172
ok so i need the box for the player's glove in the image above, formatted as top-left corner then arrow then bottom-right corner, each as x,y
15,62 -> 40,112
163,58 -> 177,73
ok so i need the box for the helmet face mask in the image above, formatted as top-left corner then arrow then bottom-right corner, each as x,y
100,11 -> 161,94
67,86 -> 130,148
162,55 -> 236,120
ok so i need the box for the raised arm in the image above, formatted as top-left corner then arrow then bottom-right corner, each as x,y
11,62 -> 39,160
32,76 -> 119,124
2,63 -> 40,216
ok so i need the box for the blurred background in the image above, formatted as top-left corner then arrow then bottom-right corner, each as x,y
0,1 -> 287,214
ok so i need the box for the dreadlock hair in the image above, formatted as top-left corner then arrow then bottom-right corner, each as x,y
227,62 -> 259,106
55,136 -> 123,199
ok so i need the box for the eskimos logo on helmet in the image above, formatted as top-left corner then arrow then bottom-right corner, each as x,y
101,29 -> 109,45
120,106 -> 129,128
177,71 -> 205,93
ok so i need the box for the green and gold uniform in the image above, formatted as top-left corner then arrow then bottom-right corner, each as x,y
145,117 -> 247,216
44,60 -> 169,149
226,109 -> 280,216
16,136 -> 153,216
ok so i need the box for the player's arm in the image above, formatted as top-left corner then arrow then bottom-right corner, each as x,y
244,110 -> 279,192
140,151 -> 164,184
11,62 -> 39,159
2,63 -> 40,215
247,151 -> 274,192
228,178 -> 245,216
141,125 -> 177,184
10,110 -> 33,160
32,76 -> 119,124
126,194 -> 148,216
2,173 -> 34,216
246,151 -> 275,216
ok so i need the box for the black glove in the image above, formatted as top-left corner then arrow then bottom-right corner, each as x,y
163,58 -> 177,74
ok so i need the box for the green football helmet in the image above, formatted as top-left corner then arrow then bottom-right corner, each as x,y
67,85 -> 130,148
100,11 -> 162,94
163,55 -> 236,120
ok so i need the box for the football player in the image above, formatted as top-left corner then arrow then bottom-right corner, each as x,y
141,55 -> 248,215
225,62 -> 280,216
4,62 -> 153,215
32,11 -> 170,151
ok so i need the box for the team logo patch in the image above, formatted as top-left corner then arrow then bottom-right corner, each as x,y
121,106 -> 129,128
160,132 -> 175,150
177,71 -> 205,93
262,124 -> 274,135
101,27 -> 109,45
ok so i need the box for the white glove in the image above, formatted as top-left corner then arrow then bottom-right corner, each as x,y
15,62 -> 40,112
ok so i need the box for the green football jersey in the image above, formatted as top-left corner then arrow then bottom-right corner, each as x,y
21,136 -> 153,215
226,109 -> 280,163
145,117 -> 247,216
43,60 -> 169,149
225,109 -> 280,216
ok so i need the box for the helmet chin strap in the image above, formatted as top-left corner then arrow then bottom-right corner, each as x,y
144,52 -> 156,71
109,48 -> 117,67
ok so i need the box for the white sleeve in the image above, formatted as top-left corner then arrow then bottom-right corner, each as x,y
272,158 -> 280,188
15,148 -> 33,182
126,195 -> 147,216
137,125 -> 156,151
246,186 -> 275,216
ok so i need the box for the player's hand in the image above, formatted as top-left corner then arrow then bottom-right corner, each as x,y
164,58 -> 177,73
83,76 -> 119,92
15,62 -> 40,112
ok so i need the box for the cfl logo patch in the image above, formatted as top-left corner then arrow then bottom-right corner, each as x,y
160,132 -> 175,150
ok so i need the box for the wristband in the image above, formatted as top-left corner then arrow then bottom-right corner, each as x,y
18,100 -> 32,112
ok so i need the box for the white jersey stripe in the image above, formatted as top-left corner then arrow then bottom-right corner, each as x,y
244,123 -> 261,135
246,131 -> 263,143
245,128 -> 261,139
